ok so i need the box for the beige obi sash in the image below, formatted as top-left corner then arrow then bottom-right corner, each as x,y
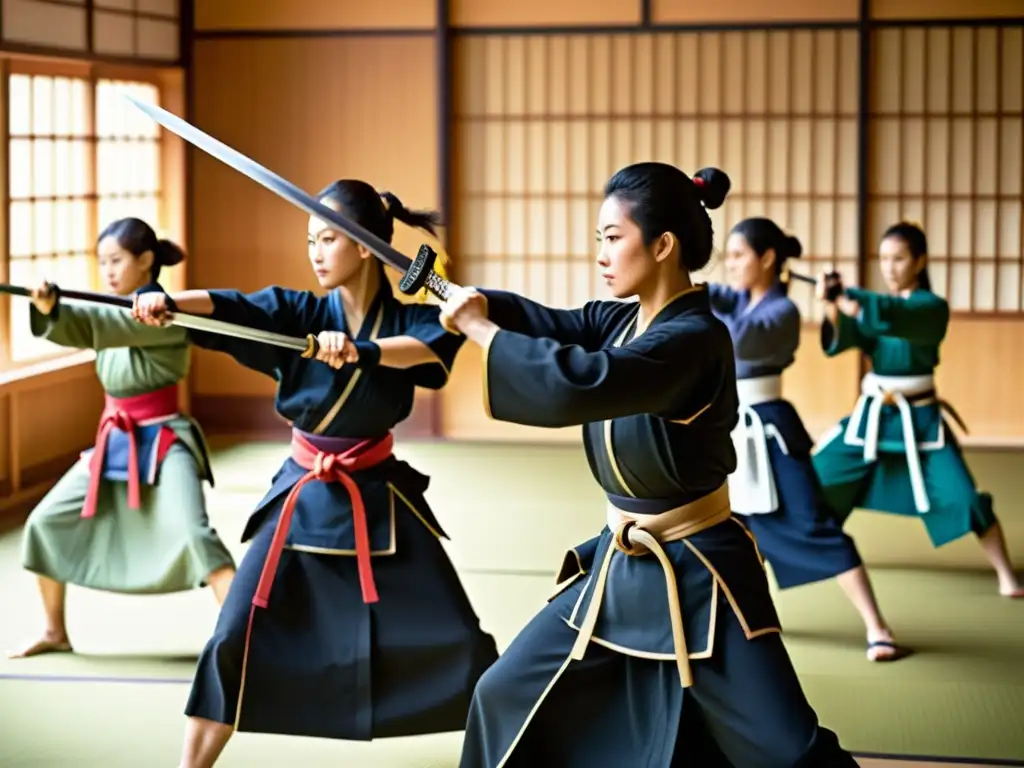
570,483 -> 733,688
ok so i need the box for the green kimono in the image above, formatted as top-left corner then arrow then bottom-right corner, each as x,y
21,293 -> 236,594
810,287 -> 997,548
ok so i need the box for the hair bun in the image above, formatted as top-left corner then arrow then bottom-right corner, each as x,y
155,239 -> 186,267
783,234 -> 803,260
692,168 -> 730,211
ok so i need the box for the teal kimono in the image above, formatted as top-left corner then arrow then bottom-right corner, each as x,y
21,286 -> 236,593
811,287 -> 997,548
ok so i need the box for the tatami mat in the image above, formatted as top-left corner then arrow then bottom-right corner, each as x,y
1,438 -> 1022,766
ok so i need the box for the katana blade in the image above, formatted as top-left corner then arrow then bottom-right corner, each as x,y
0,283 -> 320,358
123,93 -> 455,301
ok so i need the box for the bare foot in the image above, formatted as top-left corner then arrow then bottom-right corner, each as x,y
866,629 -> 910,662
1000,585 -> 1024,599
7,631 -> 73,659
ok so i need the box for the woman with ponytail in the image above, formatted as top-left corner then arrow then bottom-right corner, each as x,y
812,221 -> 1022,597
708,217 -> 907,663
8,218 -> 237,660
441,165 -> 857,767
133,179 -> 498,766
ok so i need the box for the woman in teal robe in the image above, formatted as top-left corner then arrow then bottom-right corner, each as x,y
811,221 -> 1022,598
7,218 -> 237,660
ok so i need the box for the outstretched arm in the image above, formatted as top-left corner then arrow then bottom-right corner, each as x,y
476,289 -> 607,350
843,287 -> 949,346
134,286 -> 317,378
442,288 -> 721,428
31,301 -> 187,350
375,303 -> 465,390
816,273 -> 877,357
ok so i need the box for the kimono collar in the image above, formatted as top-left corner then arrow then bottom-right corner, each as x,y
328,276 -> 391,339
634,283 -> 710,336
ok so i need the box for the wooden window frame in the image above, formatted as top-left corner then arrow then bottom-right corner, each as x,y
0,54 -> 170,379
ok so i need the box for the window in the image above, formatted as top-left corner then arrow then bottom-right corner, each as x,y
7,72 -> 94,364
4,72 -> 164,369
96,79 -> 161,233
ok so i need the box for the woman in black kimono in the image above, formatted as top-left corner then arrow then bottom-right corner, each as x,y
440,162 -> 857,767
133,180 -> 498,767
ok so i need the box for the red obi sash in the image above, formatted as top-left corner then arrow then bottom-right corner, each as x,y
82,384 -> 180,519
252,430 -> 395,610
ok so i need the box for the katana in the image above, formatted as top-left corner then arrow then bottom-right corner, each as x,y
123,94 -> 456,302
0,283 -> 321,358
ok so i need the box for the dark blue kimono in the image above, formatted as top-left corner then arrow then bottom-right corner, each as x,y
461,285 -> 856,767
710,282 -> 863,589
182,279 -> 499,741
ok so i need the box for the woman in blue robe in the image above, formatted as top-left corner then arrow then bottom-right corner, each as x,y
708,217 -> 907,662
440,163 -> 858,768
133,180 -> 499,767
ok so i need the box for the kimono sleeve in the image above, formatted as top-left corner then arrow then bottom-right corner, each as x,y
397,302 -> 466,390
30,302 -> 186,350
479,289 -> 610,350
707,283 -> 740,314
481,321 -> 718,428
821,310 -> 876,357
188,287 -> 318,379
844,287 -> 949,345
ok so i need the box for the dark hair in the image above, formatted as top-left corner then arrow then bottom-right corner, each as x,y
730,217 -> 803,293
97,217 -> 184,283
602,162 -> 731,273
881,221 -> 931,291
316,179 -> 441,246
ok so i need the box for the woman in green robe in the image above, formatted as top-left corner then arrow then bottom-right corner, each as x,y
810,221 -> 1022,598
7,218 -> 237,659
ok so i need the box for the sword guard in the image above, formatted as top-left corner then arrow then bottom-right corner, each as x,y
398,244 -> 437,297
301,333 -> 320,359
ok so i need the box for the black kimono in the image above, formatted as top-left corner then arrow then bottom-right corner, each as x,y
460,285 -> 856,767
182,280 -> 499,741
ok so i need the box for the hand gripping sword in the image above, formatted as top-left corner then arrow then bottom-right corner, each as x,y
780,264 -> 844,302
0,282 -> 322,358
123,94 -> 457,303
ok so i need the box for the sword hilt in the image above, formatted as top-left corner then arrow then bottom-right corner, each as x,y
781,266 -> 844,302
398,244 -> 455,301
301,333 -> 320,359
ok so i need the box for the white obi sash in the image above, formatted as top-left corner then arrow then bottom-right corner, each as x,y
843,372 -> 940,514
728,375 -> 789,516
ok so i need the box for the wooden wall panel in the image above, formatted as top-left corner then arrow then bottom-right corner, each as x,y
0,396 -> 9,491
872,0 -> 1024,20
15,375 -> 103,469
449,30 -> 859,441
451,0 -> 639,28
195,0 -> 435,31
189,36 -> 439,435
0,361 -> 104,532
934,319 -> 1024,440
652,0 -> 859,24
